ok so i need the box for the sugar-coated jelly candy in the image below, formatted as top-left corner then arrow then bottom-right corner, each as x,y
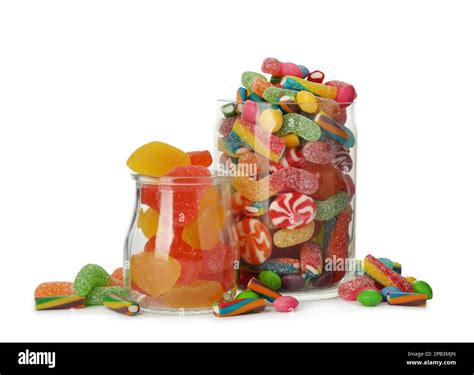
303,162 -> 346,201
86,286 -> 128,306
73,264 -> 111,296
127,141 -> 190,177
163,280 -> 224,308
300,242 -> 323,278
201,242 -> 234,274
315,192 -> 349,221
363,254 -> 413,292
34,282 -> 74,298
232,175 -> 277,202
182,204 -> 226,250
187,150 -> 213,167
130,252 -> 181,297
111,267 -> 124,286
140,184 -> 159,210
237,218 -> 272,265
303,141 -> 336,165
273,221 -> 315,248
338,276 -> 376,301
325,207 -> 352,283
137,207 -> 159,239
269,167 -> 319,195
278,113 -> 322,141
261,57 -> 308,78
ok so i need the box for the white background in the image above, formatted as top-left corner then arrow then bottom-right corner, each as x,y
1,0 -> 473,342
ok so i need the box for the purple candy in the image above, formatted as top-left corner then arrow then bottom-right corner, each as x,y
282,274 -> 305,291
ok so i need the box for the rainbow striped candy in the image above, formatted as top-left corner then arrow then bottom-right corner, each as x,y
387,292 -> 427,307
247,277 -> 282,302
102,294 -> 140,316
213,298 -> 266,317
314,112 -> 349,144
35,295 -> 85,311
364,254 -> 413,292
281,76 -> 338,100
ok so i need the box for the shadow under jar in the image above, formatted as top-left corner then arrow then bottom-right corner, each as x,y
124,174 -> 239,314
215,98 -> 357,300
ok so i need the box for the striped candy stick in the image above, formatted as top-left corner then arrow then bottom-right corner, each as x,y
35,296 -> 86,311
213,298 -> 266,317
102,294 -> 140,316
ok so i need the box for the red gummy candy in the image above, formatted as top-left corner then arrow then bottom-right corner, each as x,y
141,184 -> 160,211
269,167 -> 319,195
338,275 -> 376,301
303,163 -> 346,201
186,151 -> 213,168
218,117 -> 237,137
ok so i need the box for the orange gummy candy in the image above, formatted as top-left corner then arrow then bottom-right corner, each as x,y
130,252 -> 181,297
137,207 -> 160,239
182,204 -> 226,250
162,280 -> 224,308
111,267 -> 123,286
34,282 -> 74,298
187,150 -> 213,167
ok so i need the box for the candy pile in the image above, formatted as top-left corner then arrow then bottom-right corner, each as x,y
337,254 -> 433,307
217,57 -> 357,293
126,141 -> 238,310
34,264 -> 140,316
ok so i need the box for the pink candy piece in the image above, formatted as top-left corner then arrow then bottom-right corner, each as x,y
325,80 -> 357,107
338,276 -> 377,301
272,296 -> 299,312
269,167 -> 319,195
242,100 -> 258,123
332,147 -> 353,173
300,242 -> 323,278
307,70 -> 325,83
302,141 -> 336,165
218,116 -> 237,137
262,58 -> 306,78
269,192 -> 316,229
270,148 -> 305,172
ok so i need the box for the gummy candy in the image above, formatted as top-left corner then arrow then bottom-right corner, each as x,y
140,184 -> 159,211
261,57 -> 309,78
282,274 -> 305,291
111,267 -> 123,286
219,136 -> 250,157
363,254 -> 413,292
278,113 -> 322,141
242,100 -> 258,123
34,282 -> 74,298
86,286 -> 128,306
200,242 -> 234,274
247,277 -> 281,302
221,102 -> 237,118
303,141 -> 336,165
281,133 -> 300,148
387,292 -> 426,306
218,116 -> 237,137
325,207 -> 352,283
243,200 -> 267,217
273,221 -> 315,248
241,257 -> 300,275
272,296 -> 299,312
241,72 -> 271,98
303,162 -> 346,201
232,175 -> 277,202
315,192 -> 349,221
315,112 -> 349,144
237,218 -> 272,265
73,264 -> 111,296
263,87 -> 298,103
182,204 -> 226,250
281,76 -> 338,100
103,294 -> 140,316
325,80 -> 357,106
337,275 -> 376,301
186,150 -> 213,167
130,252 -> 181,297
137,207 -> 159,238
332,147 -> 353,173
300,242 -> 323,278
269,167 -> 319,195
269,192 -> 316,229
238,151 -> 269,174
127,141 -> 190,177
163,280 -> 224,308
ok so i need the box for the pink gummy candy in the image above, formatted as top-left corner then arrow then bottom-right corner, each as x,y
269,167 -> 319,195
325,80 -> 357,107
272,296 -> 299,312
338,276 -> 376,301
300,242 -> 323,277
219,117 -> 237,137
242,100 -> 258,123
302,141 -> 336,165
262,57 -> 305,78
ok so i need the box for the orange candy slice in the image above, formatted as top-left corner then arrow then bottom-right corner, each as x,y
162,280 -> 224,308
182,204 -> 226,250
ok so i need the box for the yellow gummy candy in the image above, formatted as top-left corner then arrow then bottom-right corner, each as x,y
232,176 -> 277,202
127,141 -> 191,177
131,251 -> 181,297
281,133 -> 300,148
163,280 -> 224,308
199,186 -> 220,209
137,207 -> 159,239
182,204 -> 226,250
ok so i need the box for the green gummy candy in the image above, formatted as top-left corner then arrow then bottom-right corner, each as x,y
412,280 -> 433,300
241,71 -> 267,91
236,290 -> 260,300
258,270 -> 282,291
263,87 -> 298,103
315,192 -> 349,221
357,289 -> 382,307
73,264 -> 111,296
278,113 -> 321,141
86,286 -> 128,306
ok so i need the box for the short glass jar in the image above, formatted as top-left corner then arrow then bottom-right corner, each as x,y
215,99 -> 357,300
124,174 -> 239,314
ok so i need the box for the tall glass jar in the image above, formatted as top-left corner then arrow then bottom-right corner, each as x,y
124,174 -> 239,314
215,98 -> 356,300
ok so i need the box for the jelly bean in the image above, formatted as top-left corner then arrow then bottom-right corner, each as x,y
270,147 -> 305,172
278,113 -> 321,141
412,280 -> 433,300
213,298 -> 266,317
338,276 -> 376,301
272,295 -> 299,312
127,141 -> 190,177
86,286 -> 128,306
230,117 -> 285,162
381,286 -> 402,301
237,218 -> 272,265
261,57 -> 309,78
263,86 -> 298,103
357,289 -> 382,307
269,192 -> 316,229
258,108 -> 284,133
34,282 -> 74,298
258,270 -> 282,291
282,274 -> 305,291
182,204 -> 226,250
221,102 -> 238,118
241,71 -> 271,98
130,252 -> 181,297
312,271 -> 333,288
315,192 -> 349,221
387,292 -> 427,306
137,207 -> 159,238
281,133 -> 300,148
187,150 -> 212,167
296,91 -> 319,113
232,175 -> 278,201
303,141 -> 336,165
247,277 -> 281,302
325,80 -> 357,107
35,296 -> 85,310
307,70 -> 325,83
73,264 -> 111,296
242,100 -> 258,123
281,76 -> 338,100
269,167 -> 319,195
325,207 -> 352,283
300,242 -> 323,278
218,116 -> 237,137
273,221 -> 315,248
163,280 -> 224,309
237,290 -> 260,299
363,255 -> 413,292
314,112 -> 349,145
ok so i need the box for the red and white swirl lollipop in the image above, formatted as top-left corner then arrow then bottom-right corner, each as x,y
269,192 -> 317,230
237,218 -> 272,265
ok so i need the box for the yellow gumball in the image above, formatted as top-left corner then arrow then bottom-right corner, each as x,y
296,91 -> 319,113
258,108 -> 283,133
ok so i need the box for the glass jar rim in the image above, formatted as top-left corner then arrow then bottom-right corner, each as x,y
217,98 -> 355,106
131,172 -> 232,186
